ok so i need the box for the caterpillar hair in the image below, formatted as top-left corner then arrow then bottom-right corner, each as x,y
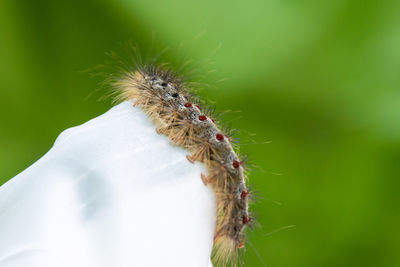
108,55 -> 253,266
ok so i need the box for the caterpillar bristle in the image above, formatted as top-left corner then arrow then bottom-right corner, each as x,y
111,63 -> 252,266
213,236 -> 240,266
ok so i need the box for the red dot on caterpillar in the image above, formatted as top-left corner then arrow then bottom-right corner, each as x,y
216,133 -> 224,141
195,104 -> 201,110
241,190 -> 249,198
199,115 -> 207,121
242,215 -> 251,225
233,160 -> 240,168
184,102 -> 192,107
210,118 -> 215,123
238,239 -> 246,249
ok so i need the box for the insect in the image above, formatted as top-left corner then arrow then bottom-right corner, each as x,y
110,60 -> 253,266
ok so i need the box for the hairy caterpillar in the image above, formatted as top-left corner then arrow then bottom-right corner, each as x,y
110,62 -> 253,265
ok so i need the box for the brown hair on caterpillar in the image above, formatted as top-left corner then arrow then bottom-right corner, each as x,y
111,63 -> 253,266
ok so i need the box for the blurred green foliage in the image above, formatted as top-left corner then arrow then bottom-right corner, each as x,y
1,0 -> 400,266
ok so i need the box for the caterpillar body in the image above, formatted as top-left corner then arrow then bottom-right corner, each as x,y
111,64 -> 252,265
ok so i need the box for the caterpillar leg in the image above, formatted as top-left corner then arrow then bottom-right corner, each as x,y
155,127 -> 163,134
186,154 -> 195,163
200,173 -> 212,186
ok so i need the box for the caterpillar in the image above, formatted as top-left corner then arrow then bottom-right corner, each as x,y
109,62 -> 253,266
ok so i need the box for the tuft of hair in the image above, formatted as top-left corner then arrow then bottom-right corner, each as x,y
110,62 -> 252,266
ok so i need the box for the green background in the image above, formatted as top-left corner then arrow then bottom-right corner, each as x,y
1,0 -> 400,266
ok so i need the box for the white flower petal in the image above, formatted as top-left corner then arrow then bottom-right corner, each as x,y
0,101 -> 215,267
